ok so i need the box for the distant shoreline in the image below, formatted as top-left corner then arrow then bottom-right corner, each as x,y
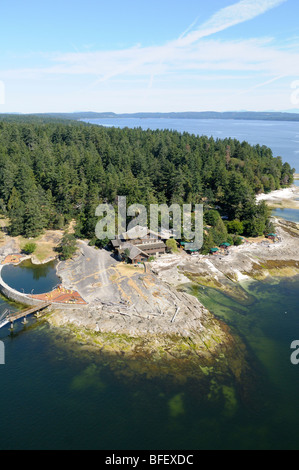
79,111 -> 299,122
2,111 -> 299,123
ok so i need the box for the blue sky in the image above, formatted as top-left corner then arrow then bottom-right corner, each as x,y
1,0 -> 299,113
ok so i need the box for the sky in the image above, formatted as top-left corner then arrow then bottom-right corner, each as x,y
1,0 -> 299,113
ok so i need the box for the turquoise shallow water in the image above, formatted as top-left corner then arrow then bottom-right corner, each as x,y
0,272 -> 299,449
273,207 -> 299,223
272,181 -> 299,222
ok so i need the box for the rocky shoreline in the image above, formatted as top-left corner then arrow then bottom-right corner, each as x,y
47,243 -> 250,386
0,231 -> 250,388
47,305 -> 252,386
1,185 -> 299,389
151,217 -> 299,303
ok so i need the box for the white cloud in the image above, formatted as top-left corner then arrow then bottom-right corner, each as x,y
2,0 -> 288,81
176,0 -> 287,46
6,37 -> 295,79
0,0 -> 293,112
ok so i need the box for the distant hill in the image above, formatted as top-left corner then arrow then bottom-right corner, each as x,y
77,111 -> 299,122
0,113 -> 85,125
1,111 -> 299,122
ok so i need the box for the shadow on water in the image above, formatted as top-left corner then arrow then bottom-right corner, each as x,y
1,260 -> 60,294
0,269 -> 299,448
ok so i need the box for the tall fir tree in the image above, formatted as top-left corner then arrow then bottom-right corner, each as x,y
7,187 -> 25,236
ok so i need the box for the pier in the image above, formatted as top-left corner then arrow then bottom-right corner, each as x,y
0,302 -> 51,329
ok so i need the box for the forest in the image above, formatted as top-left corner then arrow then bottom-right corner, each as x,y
0,119 -> 294,253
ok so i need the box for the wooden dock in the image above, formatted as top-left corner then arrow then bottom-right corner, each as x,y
0,302 -> 51,329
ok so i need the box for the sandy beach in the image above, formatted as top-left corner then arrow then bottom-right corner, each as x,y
256,184 -> 299,209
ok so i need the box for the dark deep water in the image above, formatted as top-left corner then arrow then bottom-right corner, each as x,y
1,260 -> 60,295
0,270 -> 299,449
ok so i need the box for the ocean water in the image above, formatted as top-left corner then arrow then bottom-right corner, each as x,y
272,180 -> 299,222
82,117 -> 299,172
0,119 -> 299,449
273,208 -> 299,223
0,263 -> 299,449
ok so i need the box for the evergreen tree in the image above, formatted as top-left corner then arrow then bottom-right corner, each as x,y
0,119 -> 293,241
7,187 -> 25,236
211,218 -> 228,246
58,233 -> 78,260
23,192 -> 45,238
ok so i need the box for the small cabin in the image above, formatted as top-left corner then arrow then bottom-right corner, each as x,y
220,242 -> 231,250
210,247 -> 219,255
266,233 -> 277,241
186,248 -> 199,256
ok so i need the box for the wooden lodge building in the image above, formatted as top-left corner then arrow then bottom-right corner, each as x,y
111,226 -> 168,264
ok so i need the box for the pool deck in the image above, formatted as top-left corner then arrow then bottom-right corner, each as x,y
30,285 -> 87,305
1,254 -> 26,265
0,253 -> 88,307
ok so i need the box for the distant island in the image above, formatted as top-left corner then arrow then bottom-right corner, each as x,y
1,111 -> 299,123
78,111 -> 299,122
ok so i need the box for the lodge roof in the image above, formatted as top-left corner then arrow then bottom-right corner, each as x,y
119,226 -> 163,241
126,244 -> 149,261
111,239 -> 120,248
136,242 -> 166,250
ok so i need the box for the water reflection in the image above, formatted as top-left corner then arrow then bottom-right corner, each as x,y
1,260 -> 60,295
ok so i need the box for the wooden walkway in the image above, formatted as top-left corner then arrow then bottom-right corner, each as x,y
0,302 -> 51,329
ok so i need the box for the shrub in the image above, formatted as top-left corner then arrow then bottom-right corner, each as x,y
166,238 -> 178,253
226,219 -> 244,235
204,210 -> 221,227
23,242 -> 37,254
234,236 -> 243,246
57,233 -> 78,260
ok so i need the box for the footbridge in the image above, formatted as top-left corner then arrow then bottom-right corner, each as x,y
0,302 -> 51,329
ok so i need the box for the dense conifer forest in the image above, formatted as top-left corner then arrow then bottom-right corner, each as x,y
0,119 -> 294,252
